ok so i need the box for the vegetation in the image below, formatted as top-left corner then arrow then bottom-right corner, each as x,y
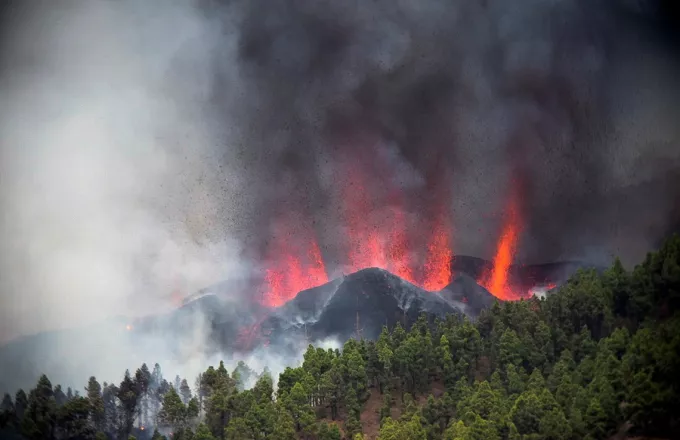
1,234 -> 679,440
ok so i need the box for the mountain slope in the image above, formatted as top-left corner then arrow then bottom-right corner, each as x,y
254,268 -> 464,349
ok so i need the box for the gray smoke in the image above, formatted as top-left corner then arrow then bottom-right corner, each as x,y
205,0 -> 680,268
0,0 -> 679,391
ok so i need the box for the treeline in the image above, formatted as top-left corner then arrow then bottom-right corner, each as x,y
1,235 -> 679,440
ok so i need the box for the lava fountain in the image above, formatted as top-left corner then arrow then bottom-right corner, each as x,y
479,186 -> 525,300
255,141 -> 533,307
260,218 -> 329,307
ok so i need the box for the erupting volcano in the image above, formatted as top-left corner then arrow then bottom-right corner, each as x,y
255,147 -> 534,306
256,141 -> 465,307
258,207 -> 456,307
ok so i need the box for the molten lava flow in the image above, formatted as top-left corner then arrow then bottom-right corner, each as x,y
422,215 -> 453,290
480,193 -> 523,300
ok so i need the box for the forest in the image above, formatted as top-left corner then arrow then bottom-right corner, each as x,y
0,234 -> 679,440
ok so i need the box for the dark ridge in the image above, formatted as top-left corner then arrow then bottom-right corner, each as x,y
255,268 -> 464,351
439,273 -> 497,314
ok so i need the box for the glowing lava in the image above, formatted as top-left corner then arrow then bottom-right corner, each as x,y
256,145 -> 544,306
256,147 -> 461,305
480,191 -> 524,300
388,206 -> 416,284
341,169 -> 390,272
338,163 -> 451,289
422,214 -> 453,291
262,239 -> 328,307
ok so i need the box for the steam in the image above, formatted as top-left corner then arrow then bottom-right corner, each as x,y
0,1 -> 252,391
0,0 -> 679,393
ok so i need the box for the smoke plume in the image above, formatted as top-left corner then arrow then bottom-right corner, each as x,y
221,0 -> 680,269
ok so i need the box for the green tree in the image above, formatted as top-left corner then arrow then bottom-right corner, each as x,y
21,375 -> 56,440
539,407 -> 572,440
224,416 -> 250,440
158,387 -> 188,432
53,385 -> 67,407
318,422 -> 342,440
117,370 -> 140,438
56,396 -> 94,439
344,386 -> 362,438
193,423 -> 215,440
438,334 -> 456,388
583,399 -> 607,440
499,329 -> 523,368
14,390 -> 27,421
510,392 -> 543,437
179,379 -> 192,404
85,376 -> 105,433
378,415 -> 427,440
271,407 -> 296,440
283,382 -> 315,434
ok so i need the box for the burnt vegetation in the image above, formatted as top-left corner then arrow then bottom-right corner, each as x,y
0,234 -> 679,440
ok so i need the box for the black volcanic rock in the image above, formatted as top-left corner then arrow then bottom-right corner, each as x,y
258,267 -> 463,348
439,273 -> 497,317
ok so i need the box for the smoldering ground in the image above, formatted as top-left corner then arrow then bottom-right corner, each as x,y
0,0 -> 679,393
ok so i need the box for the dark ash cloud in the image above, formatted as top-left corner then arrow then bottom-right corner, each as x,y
210,0 -> 680,267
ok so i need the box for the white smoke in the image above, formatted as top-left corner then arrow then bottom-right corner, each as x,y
0,0 -> 251,392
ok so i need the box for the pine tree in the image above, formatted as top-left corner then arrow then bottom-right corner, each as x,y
86,376 -> 105,433
117,370 -> 139,438
159,387 -> 187,432
272,406 -> 297,440
584,398 -> 607,440
1,393 -> 14,413
14,389 -> 27,421
179,379 -> 192,404
510,392 -> 543,437
21,375 -> 56,440
53,385 -> 67,407
539,407 -> 572,440
378,415 -> 427,440
193,423 -> 215,440
56,396 -> 94,439
134,364 -> 151,427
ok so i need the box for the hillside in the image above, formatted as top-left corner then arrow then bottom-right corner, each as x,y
0,234 -> 679,440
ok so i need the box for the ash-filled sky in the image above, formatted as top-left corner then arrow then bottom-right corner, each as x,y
0,0 -> 679,343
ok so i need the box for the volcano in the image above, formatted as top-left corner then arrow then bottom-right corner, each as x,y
141,257 -> 582,353
253,267 -> 467,348
126,265 -> 507,355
